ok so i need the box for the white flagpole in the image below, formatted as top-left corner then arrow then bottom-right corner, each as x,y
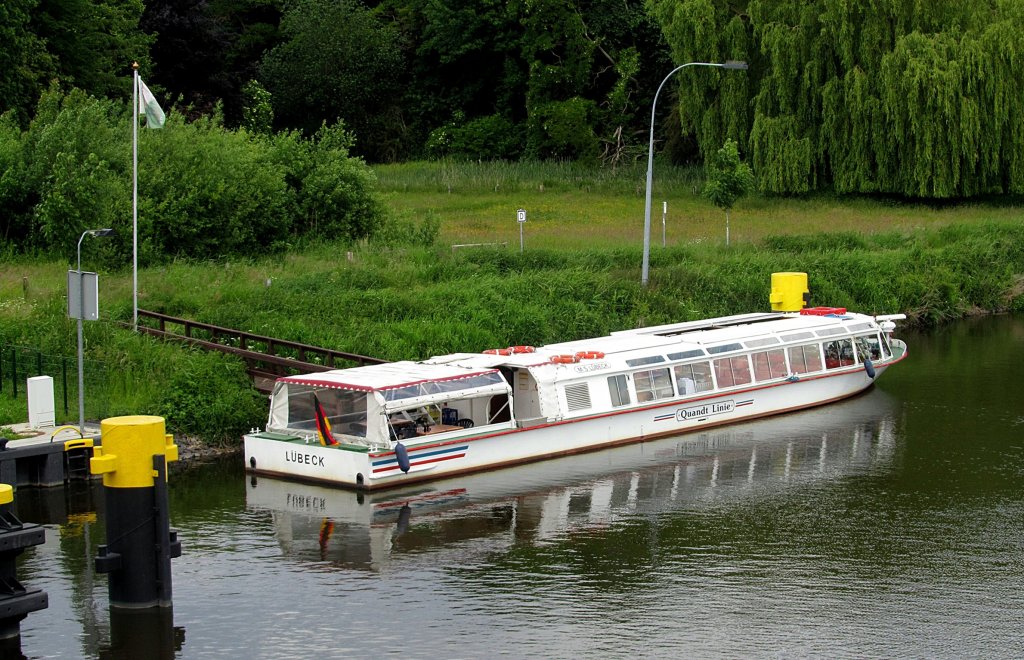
132,62 -> 139,332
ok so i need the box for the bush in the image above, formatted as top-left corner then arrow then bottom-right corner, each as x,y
158,350 -> 266,444
1,87 -> 387,262
427,114 -> 522,160
526,97 -> 600,161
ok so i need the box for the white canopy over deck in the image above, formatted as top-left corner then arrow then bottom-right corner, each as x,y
267,361 -> 511,446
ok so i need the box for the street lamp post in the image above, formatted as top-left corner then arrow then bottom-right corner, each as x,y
76,228 -> 114,436
641,60 -> 748,287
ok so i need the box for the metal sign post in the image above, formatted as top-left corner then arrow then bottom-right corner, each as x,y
662,201 -> 667,247
69,269 -> 100,436
517,208 -> 527,253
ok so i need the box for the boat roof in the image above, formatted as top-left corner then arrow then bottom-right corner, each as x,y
279,361 -> 501,392
277,309 -> 882,390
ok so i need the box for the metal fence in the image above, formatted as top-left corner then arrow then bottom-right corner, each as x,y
0,343 -> 112,423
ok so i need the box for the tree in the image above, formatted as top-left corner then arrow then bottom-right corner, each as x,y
651,0 -> 1024,198
259,0 -> 404,161
33,0 -> 152,98
0,0 -> 55,125
703,138 -> 753,245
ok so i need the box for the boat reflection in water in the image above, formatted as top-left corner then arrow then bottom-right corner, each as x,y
246,388 -> 899,571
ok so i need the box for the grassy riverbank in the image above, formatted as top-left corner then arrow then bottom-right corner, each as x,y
3,161 -> 1024,442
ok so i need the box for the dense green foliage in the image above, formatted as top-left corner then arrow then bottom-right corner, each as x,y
0,87 -> 388,260
1,0 -> 672,165
653,0 -> 1024,196
9,0 -> 1024,197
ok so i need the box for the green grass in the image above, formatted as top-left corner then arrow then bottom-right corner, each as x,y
376,160 -> 1024,249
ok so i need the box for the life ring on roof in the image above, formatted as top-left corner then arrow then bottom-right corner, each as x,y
550,354 -> 580,364
509,345 -> 536,354
483,348 -> 513,356
575,350 -> 605,360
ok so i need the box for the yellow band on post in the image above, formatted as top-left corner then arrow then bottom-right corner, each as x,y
0,483 -> 12,505
89,415 -> 178,488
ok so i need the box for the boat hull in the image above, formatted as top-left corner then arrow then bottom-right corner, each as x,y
243,360 -> 894,490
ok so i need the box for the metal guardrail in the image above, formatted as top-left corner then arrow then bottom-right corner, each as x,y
135,310 -> 386,390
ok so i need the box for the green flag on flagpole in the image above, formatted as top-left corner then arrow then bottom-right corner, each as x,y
138,77 -> 165,128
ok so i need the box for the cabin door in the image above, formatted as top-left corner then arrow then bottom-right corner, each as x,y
509,368 -> 542,423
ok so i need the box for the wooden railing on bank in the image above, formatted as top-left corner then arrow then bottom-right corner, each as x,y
136,310 -> 386,391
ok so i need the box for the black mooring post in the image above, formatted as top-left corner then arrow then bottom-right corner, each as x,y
91,416 -> 181,609
105,608 -> 184,659
0,484 -> 49,641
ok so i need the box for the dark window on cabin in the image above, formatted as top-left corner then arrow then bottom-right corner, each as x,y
713,356 -> 752,388
626,355 -> 666,367
708,343 -> 744,355
752,349 -> 787,382
667,349 -> 705,361
823,338 -> 856,369
608,374 -> 630,407
788,344 -> 823,374
634,368 -> 674,402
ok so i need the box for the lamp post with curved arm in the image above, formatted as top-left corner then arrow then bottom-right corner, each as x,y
641,60 -> 748,287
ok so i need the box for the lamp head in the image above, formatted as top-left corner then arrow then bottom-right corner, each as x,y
722,60 -> 749,70
87,228 -> 115,237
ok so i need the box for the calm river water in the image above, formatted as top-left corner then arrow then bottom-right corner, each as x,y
9,315 -> 1024,658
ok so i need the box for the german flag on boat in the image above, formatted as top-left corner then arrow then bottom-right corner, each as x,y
313,394 -> 339,446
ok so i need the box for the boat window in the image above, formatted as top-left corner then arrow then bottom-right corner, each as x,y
626,355 -> 665,367
667,349 -> 705,360
815,327 -> 848,337
823,338 -> 856,369
281,385 -> 368,437
787,344 -> 823,374
848,322 -> 874,332
708,343 -> 744,355
634,367 -> 674,402
855,335 -> 882,361
608,374 -> 630,407
745,337 -> 780,348
879,332 -> 893,359
673,362 -> 713,394
752,349 -> 787,381
713,356 -> 752,388
781,331 -> 814,342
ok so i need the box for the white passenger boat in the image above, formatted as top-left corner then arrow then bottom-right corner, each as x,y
246,389 -> 900,571
243,273 -> 907,490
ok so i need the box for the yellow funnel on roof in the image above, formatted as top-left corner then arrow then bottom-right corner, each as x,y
770,272 -> 809,311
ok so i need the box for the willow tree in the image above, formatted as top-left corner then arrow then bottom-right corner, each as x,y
649,0 -> 1024,198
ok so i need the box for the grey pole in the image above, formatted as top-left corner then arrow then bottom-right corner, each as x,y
642,60 -> 748,287
77,232 -> 86,436
76,228 -> 114,436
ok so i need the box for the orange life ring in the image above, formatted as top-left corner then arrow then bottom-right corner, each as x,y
508,345 -> 536,354
575,350 -> 605,360
550,354 -> 580,364
483,348 -> 513,356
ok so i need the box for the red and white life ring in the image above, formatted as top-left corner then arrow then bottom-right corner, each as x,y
550,354 -> 580,364
483,348 -> 513,356
508,345 -> 536,354
575,350 -> 605,360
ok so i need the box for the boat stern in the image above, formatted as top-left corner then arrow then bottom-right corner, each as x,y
244,431 -> 373,488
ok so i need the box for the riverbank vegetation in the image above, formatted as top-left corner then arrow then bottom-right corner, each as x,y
2,163 -> 1024,442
